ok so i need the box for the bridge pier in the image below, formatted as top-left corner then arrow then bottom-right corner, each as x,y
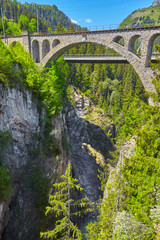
21,31 -> 31,53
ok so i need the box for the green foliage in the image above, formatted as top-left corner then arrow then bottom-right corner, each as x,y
0,0 -> 74,35
42,115 -> 61,157
86,103 -> 160,239
67,40 -> 160,240
119,6 -> 160,29
0,39 -> 15,84
5,21 -> 22,36
116,98 -> 148,141
0,165 -> 13,202
113,211 -> 154,240
0,130 -> 13,203
28,166 -> 51,214
40,162 -> 94,240
8,42 -> 68,114
0,130 -> 12,153
121,106 -> 160,225
86,194 -> 117,239
40,62 -> 67,114
86,165 -> 119,240
29,18 -> 37,32
54,22 -> 67,33
67,43 -> 147,144
150,44 -> 160,102
18,14 -> 29,30
9,41 -> 41,89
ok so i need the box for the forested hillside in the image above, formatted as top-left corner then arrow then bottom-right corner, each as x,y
66,41 -> 147,138
0,0 -> 77,35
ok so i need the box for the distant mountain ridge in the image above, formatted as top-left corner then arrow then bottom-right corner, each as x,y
0,0 -> 74,32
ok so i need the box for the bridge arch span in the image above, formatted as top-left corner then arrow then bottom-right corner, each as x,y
41,39 -> 131,66
41,39 -> 155,93
113,36 -> 125,46
146,33 -> 160,67
32,40 -> 40,63
52,39 -> 60,48
128,34 -> 141,54
42,39 -> 50,59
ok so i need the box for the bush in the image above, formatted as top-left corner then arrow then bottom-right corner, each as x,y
113,211 -> 154,240
0,165 -> 13,202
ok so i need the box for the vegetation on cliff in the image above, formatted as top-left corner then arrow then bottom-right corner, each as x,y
64,41 -> 160,239
119,5 -> 160,28
0,38 -> 67,211
0,39 -> 68,114
0,130 -> 13,202
40,162 -> 94,240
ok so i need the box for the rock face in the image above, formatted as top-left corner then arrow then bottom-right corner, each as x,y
0,85 -> 114,239
0,200 -> 11,239
0,85 -> 44,172
63,88 -> 114,202
152,0 -> 160,6
104,137 -> 136,200
0,85 -> 45,240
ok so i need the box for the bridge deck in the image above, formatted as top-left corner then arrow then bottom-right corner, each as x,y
1,25 -> 160,39
63,55 -> 158,64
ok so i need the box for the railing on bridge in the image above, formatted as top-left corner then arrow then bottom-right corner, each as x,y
1,22 -> 160,37
30,23 -> 160,35
29,22 -> 160,35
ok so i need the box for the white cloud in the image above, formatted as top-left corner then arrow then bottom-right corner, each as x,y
70,19 -> 79,24
85,18 -> 92,23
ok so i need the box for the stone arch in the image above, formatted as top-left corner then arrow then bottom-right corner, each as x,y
42,39 -> 50,59
146,33 -> 160,67
42,40 -> 138,67
41,40 -> 155,93
128,34 -> 141,56
32,40 -> 40,63
52,39 -> 60,48
113,36 -> 125,46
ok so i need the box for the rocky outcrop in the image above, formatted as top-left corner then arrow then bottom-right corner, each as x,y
0,85 -> 45,172
0,200 -> 11,239
63,88 -> 114,202
104,137 -> 136,200
152,0 -> 160,6
0,85 -> 46,240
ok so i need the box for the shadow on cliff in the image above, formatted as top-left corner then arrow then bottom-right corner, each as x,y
63,99 -> 115,203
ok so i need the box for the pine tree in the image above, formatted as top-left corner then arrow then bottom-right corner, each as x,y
40,162 -> 94,240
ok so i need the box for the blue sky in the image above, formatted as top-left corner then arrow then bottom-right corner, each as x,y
20,0 -> 154,27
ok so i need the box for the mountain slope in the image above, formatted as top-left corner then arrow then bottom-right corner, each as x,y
120,5 -> 160,28
0,0 -> 74,33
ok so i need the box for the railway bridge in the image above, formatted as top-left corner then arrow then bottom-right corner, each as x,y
1,26 -> 160,94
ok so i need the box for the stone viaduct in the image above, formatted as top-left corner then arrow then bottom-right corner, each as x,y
1,26 -> 160,94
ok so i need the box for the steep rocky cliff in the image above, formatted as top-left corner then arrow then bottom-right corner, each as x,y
0,85 -> 46,240
63,88 -> 114,202
0,85 -> 114,240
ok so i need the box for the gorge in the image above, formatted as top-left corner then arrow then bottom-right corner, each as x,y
0,0 -> 160,239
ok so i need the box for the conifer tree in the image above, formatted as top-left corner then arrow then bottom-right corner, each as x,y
40,162 -> 94,240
